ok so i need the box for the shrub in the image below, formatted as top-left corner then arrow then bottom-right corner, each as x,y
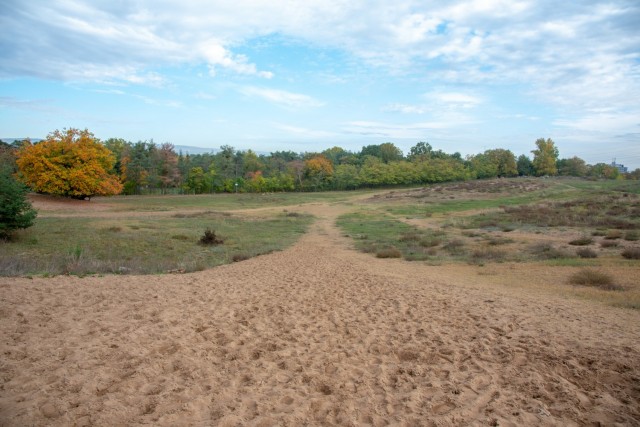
232,253 -> 250,262
605,230 -> 623,240
469,249 -> 506,264
600,240 -> 619,248
624,231 -> 639,241
399,232 -> 420,242
528,242 -> 570,259
621,247 -> 640,260
569,269 -> 621,290
376,247 -> 402,258
576,248 -> 597,258
569,236 -> 593,246
419,237 -> 442,247
199,228 -> 224,245
443,239 -> 465,255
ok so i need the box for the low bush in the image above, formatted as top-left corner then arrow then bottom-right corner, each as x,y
600,240 -> 619,248
569,269 -> 622,291
576,248 -> 597,258
621,247 -> 640,260
605,230 -> 623,240
199,228 -> 224,245
569,236 -> 593,246
376,247 -> 402,258
624,231 -> 639,241
443,239 -> 466,255
232,253 -> 250,262
469,248 -> 506,264
399,232 -> 421,242
528,242 -> 571,259
419,237 -> 443,247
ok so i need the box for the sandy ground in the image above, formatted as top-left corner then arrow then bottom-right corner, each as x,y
1,204 -> 639,426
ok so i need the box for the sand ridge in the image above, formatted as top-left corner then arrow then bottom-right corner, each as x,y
1,204 -> 639,426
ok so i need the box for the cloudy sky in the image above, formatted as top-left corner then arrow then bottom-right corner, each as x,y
1,0 -> 639,168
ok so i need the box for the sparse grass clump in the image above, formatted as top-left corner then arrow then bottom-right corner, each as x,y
621,247 -> 640,260
443,239 -> 465,255
605,230 -> 623,240
469,248 -> 506,264
569,269 -> 622,291
232,253 -> 250,262
600,240 -> 619,248
376,247 -> 402,258
624,231 -> 639,241
528,242 -> 571,260
576,248 -> 597,259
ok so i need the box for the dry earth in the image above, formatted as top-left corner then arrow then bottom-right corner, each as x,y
1,202 -> 639,426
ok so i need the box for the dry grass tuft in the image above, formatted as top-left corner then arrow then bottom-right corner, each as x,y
569,236 -> 593,246
576,248 -> 597,259
569,269 -> 622,291
376,247 -> 402,258
621,247 -> 640,260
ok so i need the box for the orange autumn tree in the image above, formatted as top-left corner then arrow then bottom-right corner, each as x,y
16,128 -> 123,199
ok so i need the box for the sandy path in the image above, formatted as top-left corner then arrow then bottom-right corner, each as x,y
1,204 -> 639,426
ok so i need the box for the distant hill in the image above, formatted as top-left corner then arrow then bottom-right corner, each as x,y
174,145 -> 219,155
1,138 -> 43,144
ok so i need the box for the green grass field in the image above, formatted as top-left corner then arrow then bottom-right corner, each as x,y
1,210 -> 313,276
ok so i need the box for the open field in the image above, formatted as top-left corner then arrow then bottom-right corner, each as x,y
1,178 -> 639,425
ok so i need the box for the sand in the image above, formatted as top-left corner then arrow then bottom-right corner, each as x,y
1,204 -> 639,426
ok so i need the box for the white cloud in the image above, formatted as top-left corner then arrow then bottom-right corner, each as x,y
199,41 -> 273,78
343,118 -> 476,139
240,86 -> 324,108
272,123 -> 337,139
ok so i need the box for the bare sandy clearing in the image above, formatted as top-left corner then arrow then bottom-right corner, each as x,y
1,203 -> 639,426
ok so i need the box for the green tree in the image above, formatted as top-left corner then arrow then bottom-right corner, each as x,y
334,164 -> 360,190
557,156 -> 588,177
184,167 -> 210,194
517,155 -> 535,176
588,163 -> 620,180
408,141 -> 433,160
1,166 -> 37,239
469,149 -> 517,178
379,142 -> 403,163
531,138 -> 559,176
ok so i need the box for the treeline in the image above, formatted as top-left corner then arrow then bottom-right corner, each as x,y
1,131 -> 637,198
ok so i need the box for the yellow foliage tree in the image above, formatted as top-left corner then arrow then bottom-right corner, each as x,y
16,128 -> 123,199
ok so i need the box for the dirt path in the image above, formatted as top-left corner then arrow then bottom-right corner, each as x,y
1,203 -> 639,426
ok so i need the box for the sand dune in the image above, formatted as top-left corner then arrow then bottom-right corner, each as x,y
1,205 -> 639,426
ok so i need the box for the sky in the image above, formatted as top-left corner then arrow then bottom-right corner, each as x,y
1,0 -> 639,169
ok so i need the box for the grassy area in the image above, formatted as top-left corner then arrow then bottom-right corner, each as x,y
100,190 -> 373,212
1,212 -> 313,276
338,178 -> 640,266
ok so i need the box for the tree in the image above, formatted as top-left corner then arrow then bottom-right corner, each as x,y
184,167 -> 210,194
304,155 -> 334,190
469,149 -> 517,178
531,138 -> 559,176
0,166 -> 37,239
517,155 -> 535,176
557,156 -> 588,177
121,141 -> 151,195
153,143 -> 181,193
588,163 -> 620,180
409,141 -> 433,160
334,164 -> 360,190
16,129 -> 123,199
